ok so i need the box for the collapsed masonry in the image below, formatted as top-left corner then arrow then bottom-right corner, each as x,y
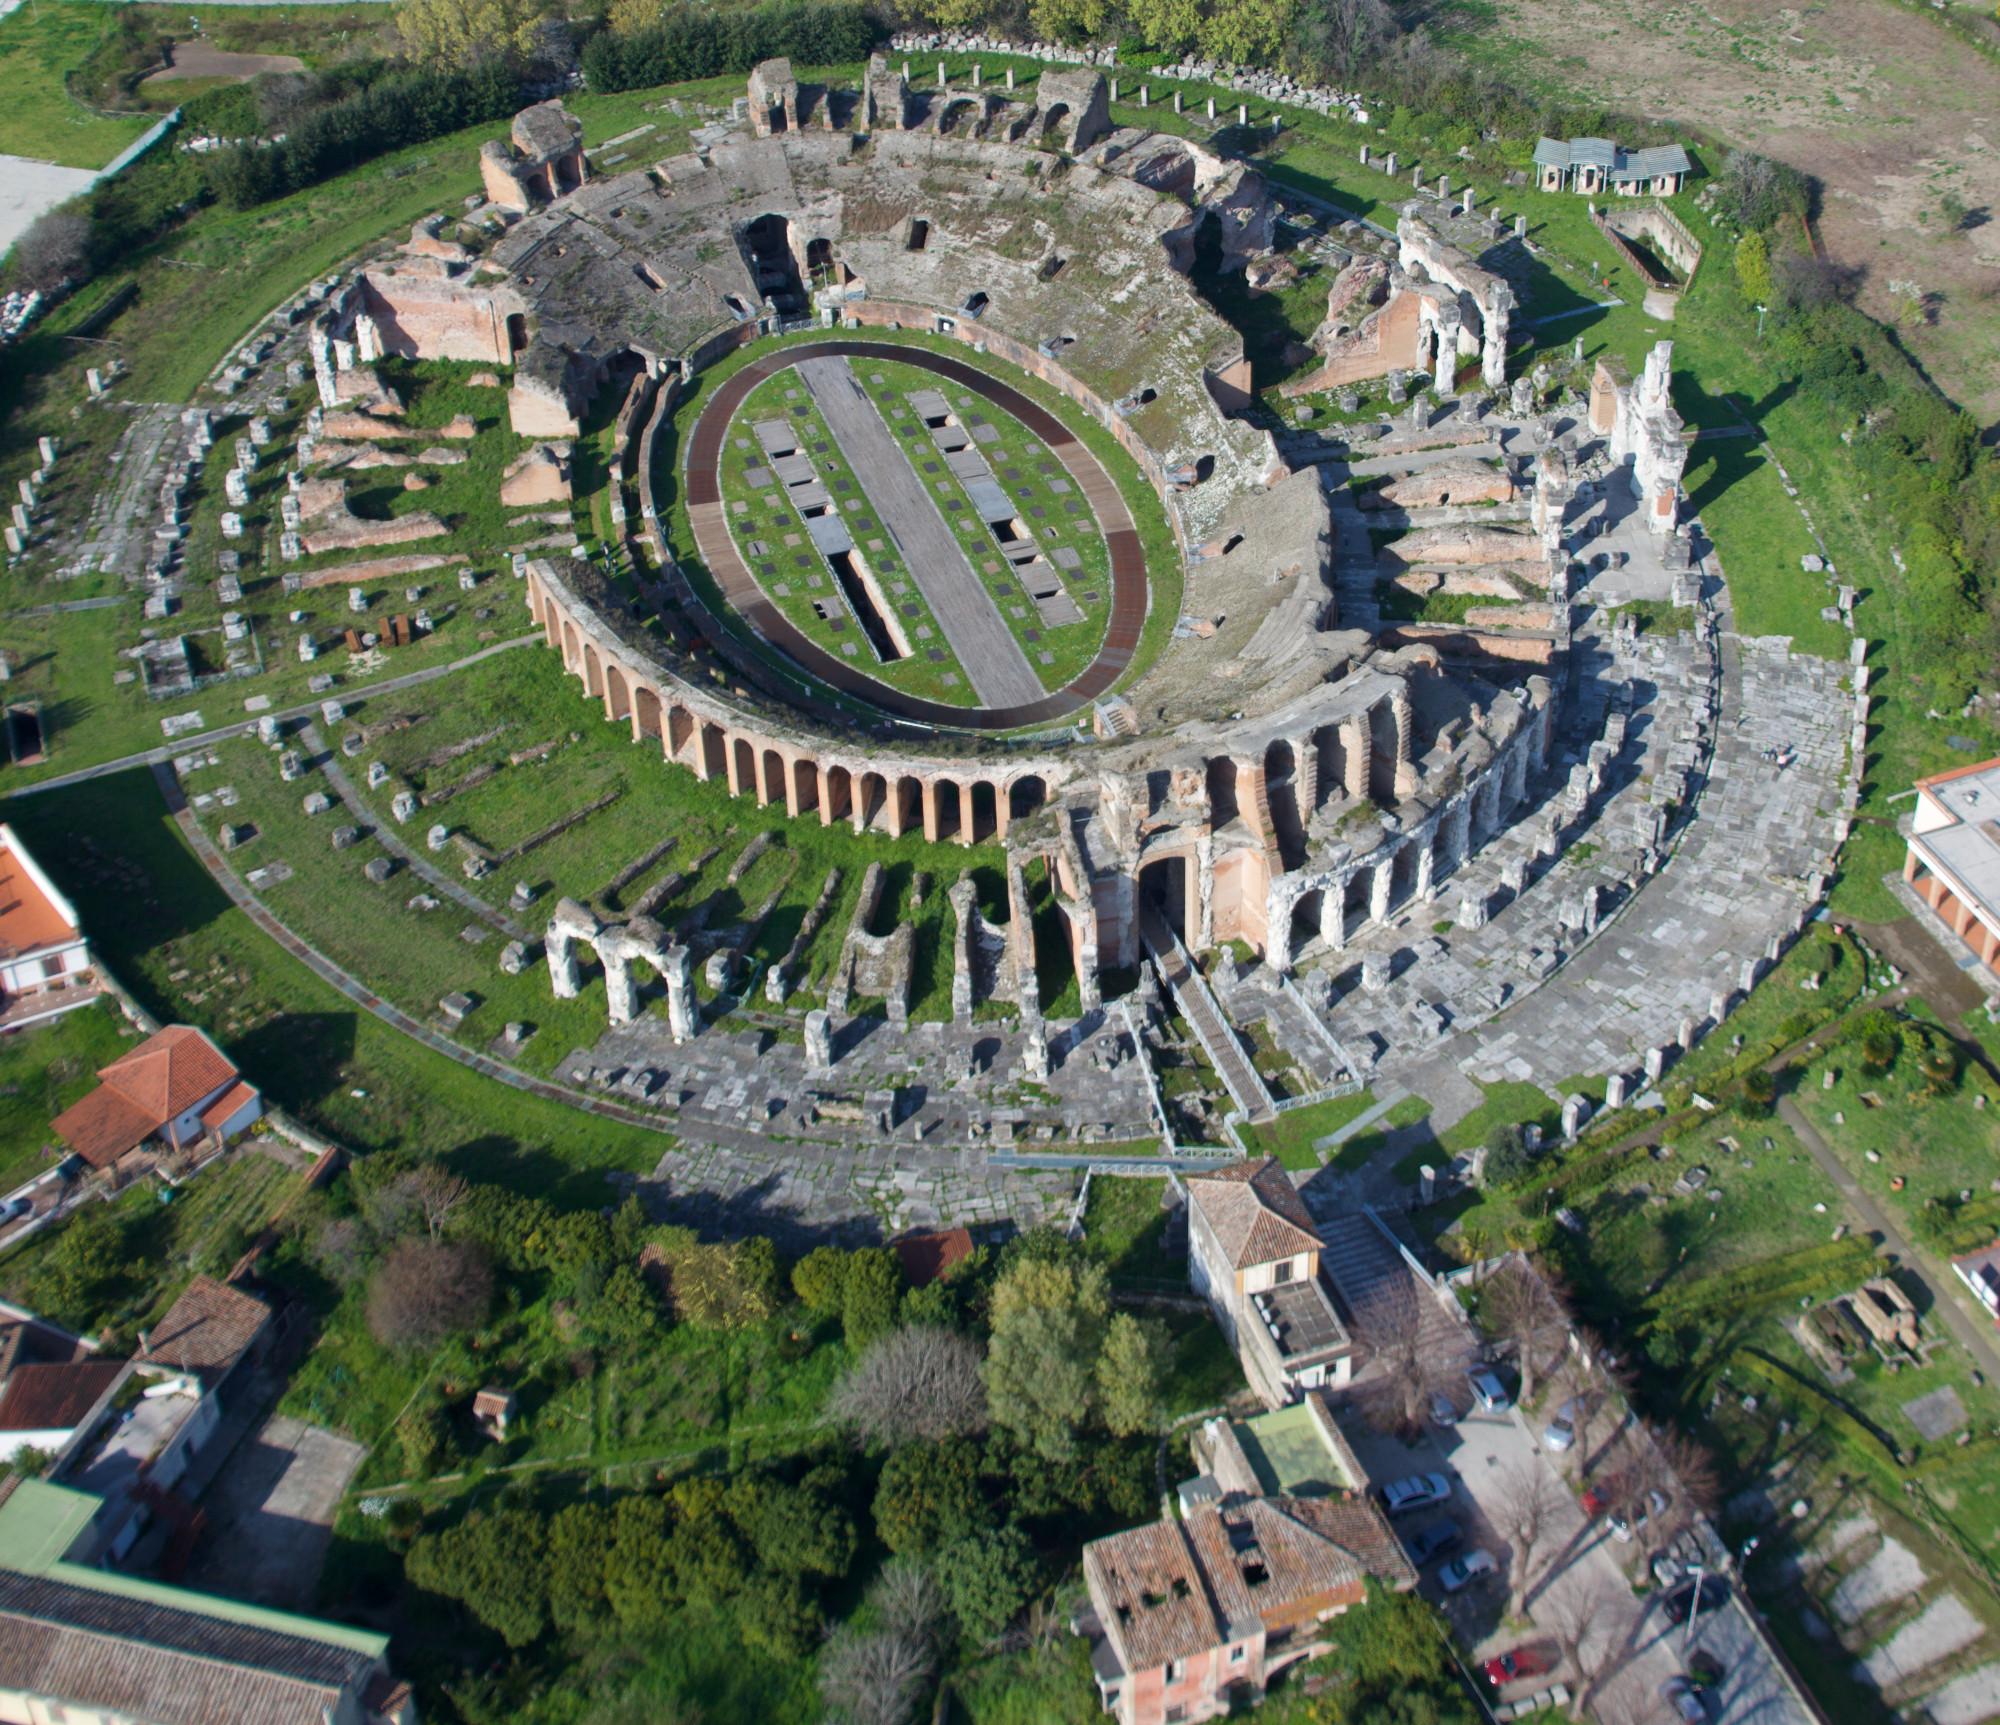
1591,340 -> 1687,535
1283,207 -> 1513,398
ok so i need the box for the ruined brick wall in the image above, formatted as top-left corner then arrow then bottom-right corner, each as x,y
359,276 -> 517,366
1283,290 -> 1423,395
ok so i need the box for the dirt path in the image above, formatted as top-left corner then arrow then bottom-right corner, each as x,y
141,41 -> 305,83
1461,0 -> 2000,424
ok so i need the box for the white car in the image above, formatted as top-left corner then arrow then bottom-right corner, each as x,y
1438,1548 -> 1497,1593
1611,1488 -> 1671,1544
1382,1472 -> 1454,1516
1429,1390 -> 1461,1427
1541,1400 -> 1580,1453
1466,1366 -> 1512,1412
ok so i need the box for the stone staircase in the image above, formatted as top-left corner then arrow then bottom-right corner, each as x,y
1142,908 -> 1275,1123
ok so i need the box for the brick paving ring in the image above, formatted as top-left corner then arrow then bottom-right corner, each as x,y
685,339 -> 1149,733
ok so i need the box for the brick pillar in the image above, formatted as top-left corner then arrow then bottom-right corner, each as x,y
922,778 -> 942,844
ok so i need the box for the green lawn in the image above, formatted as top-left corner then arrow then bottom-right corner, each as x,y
0,998 -> 138,1193
719,363 -> 975,707
0,2 -> 152,168
1238,1088 -> 1385,1170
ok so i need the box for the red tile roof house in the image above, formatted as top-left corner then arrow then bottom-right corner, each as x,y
0,823 -> 96,1031
1079,1495 -> 1416,1725
50,1025 -> 263,1181
1184,1159 -> 1353,1408
0,1359 -> 125,1468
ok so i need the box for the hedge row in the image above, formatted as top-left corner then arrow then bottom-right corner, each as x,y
583,2 -> 880,94
1651,1237 -> 1879,1326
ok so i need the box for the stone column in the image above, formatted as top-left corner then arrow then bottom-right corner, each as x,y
1391,691 -> 1417,795
602,945 -> 636,1027
665,945 -> 696,1042
1362,951 -> 1391,993
1415,830 -> 1437,900
1321,879 -> 1350,951
1605,1072 -> 1627,1111
1449,799 -> 1474,874
1267,891 -> 1296,975
1341,715 -> 1369,799
1196,835 -> 1215,950
782,755 -> 803,819
547,928 -> 581,998
922,778 -> 942,844
1369,854 -> 1395,925
1294,735 -> 1320,812
805,1009 -> 833,1075
723,734 -> 745,798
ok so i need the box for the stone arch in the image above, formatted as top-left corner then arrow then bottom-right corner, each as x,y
632,681 -> 662,741
856,769 -> 888,833
731,735 -> 757,798
938,93 -> 981,136
1206,755 -> 1240,829
604,662 -> 632,723
1139,852 -> 1195,950
1041,102 -> 1072,144
760,746 -> 786,808
1367,700 -> 1399,805
1342,867 -> 1371,927
967,780 -> 999,846
894,774 -> 923,837
1008,774 -> 1048,822
1290,886 -> 1326,960
1263,738 -> 1306,871
507,313 -> 528,357
793,755 -> 821,819
561,620 -> 582,675
824,762 -> 853,826
698,721 -> 727,780
931,778 -> 964,844
804,236 -> 833,280
1390,839 -> 1422,910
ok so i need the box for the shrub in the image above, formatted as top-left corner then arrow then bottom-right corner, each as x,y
366,1237 -> 493,1351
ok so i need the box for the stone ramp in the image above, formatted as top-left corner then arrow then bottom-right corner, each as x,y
1142,908 -> 1274,1120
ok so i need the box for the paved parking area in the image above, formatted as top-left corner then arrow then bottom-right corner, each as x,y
1325,1387 -> 1818,1723
180,1415 -> 364,1611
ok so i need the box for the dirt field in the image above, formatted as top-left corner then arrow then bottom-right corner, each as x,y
1451,0 -> 2000,425
141,40 -> 304,83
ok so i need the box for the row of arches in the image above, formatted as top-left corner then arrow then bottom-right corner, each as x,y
537,576 -> 1055,849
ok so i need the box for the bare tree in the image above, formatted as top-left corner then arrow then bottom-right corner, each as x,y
871,1555 -> 947,1648
12,212 -> 92,296
827,1326 -> 988,1447
1491,1459 -> 1564,1613
309,1216 -> 370,1287
411,1165 -> 471,1243
817,1624 -> 934,1725
1539,1573 -> 1635,1713
1351,1278 -> 1459,1435
1482,1259 -> 1568,1402
367,1238 -> 492,1351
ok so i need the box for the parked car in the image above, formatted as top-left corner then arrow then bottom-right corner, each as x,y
1438,1548 -> 1497,1593
1662,1576 -> 1730,1625
1580,1482 -> 1612,1517
1404,1520 -> 1463,1566
1466,1365 -> 1512,1412
1661,1676 -> 1708,1721
1541,1400 -> 1580,1453
1610,1488 -> 1672,1544
1429,1390 -> 1461,1427
1483,1646 -> 1553,1687
1382,1472 -> 1454,1516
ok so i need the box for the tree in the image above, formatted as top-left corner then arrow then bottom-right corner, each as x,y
545,1502 -> 613,1634
1919,1042 -> 1959,1096
874,1438 -> 991,1555
405,1506 -> 550,1646
818,1623 -> 934,1725
1857,1010 -> 1902,1072
411,1164 -> 470,1241
1095,1312 -> 1170,1438
12,211 -> 92,296
792,1244 -> 849,1315
602,1493 -> 676,1631
936,1523 -> 1040,1646
396,0 -> 553,68
28,1203 -> 126,1329
1287,0 -> 1394,84
366,1237 -> 492,1351
1482,1123 -> 1532,1187
1741,1066 -> 1777,1116
1537,1574 -> 1633,1713
655,1234 -> 780,1328
1349,1279 -> 1458,1436
841,1247 -> 904,1350
984,1256 -> 1110,1460
1480,1260 -> 1566,1403
1490,1459 -> 1562,1613
1735,230 -> 1774,306
828,1325 -> 988,1446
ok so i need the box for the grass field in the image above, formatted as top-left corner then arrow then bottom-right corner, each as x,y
0,2 -> 153,168
0,999 -> 143,1194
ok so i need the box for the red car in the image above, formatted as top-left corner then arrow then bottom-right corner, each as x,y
1581,1480 -> 1618,1517
1484,1646 -> 1554,1687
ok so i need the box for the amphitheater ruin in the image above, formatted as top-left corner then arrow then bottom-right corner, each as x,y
281,58 -> 1854,1173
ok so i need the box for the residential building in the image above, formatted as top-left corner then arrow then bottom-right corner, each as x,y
1078,1493 -> 1415,1725
0,1359 -> 124,1467
1533,137 -> 1691,197
1953,1242 -> 2000,1322
50,1024 -> 263,1178
1184,1159 -> 1352,1407
0,1475 -> 415,1725
138,1274 -> 274,1396
1904,758 -> 2000,982
0,826 -> 94,1031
